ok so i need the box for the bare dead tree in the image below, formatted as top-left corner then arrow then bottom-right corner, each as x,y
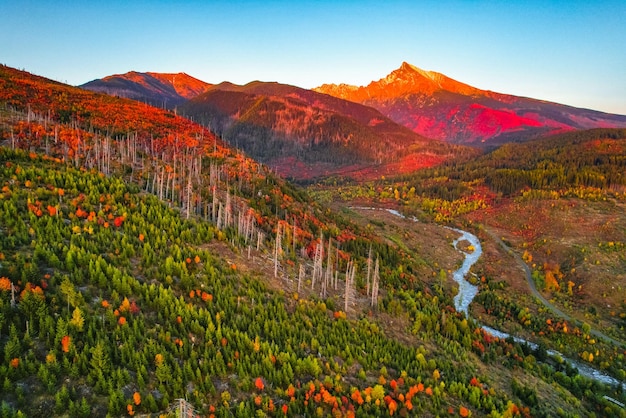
344,260 -> 355,314
292,216 -> 297,256
274,222 -> 282,278
312,233 -> 323,291
322,237 -> 333,299
371,257 -> 380,308
211,186 -> 218,223
185,177 -> 192,219
366,245 -> 373,297
298,264 -> 305,292
225,191 -> 232,227
256,231 -> 264,251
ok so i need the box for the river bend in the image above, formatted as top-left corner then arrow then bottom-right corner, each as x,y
356,207 -> 625,390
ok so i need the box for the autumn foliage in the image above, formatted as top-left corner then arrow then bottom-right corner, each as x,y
0,277 -> 11,292
61,335 -> 71,353
255,377 -> 265,391
459,405 -> 470,417
0,65 -> 623,418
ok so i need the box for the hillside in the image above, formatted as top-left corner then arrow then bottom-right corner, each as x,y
81,71 -> 212,108
0,147 -> 611,418
181,81 -> 469,181
3,65 -> 625,416
315,62 -> 626,146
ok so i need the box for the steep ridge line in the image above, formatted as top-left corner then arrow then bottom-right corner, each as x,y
314,62 -> 626,146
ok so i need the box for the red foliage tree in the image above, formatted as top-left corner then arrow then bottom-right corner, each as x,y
61,335 -> 71,353
255,377 -> 264,391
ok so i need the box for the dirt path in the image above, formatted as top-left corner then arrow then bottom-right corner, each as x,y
481,225 -> 625,349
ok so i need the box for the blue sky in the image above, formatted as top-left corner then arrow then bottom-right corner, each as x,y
1,0 -> 625,114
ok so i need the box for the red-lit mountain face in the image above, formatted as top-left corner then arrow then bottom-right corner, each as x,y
81,71 -> 212,108
79,71 -> 471,181
315,62 -> 626,146
180,81 -> 470,180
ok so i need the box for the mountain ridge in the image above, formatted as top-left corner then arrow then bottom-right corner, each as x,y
81,71 -> 212,108
79,64 -> 626,154
316,62 -> 486,100
181,80 -> 467,180
314,62 -> 626,145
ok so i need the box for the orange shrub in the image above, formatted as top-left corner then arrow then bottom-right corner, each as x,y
61,335 -> 71,353
351,389 -> 364,405
75,208 -> 88,218
255,377 -> 264,391
0,277 -> 11,291
155,354 -> 164,366
388,399 -> 398,415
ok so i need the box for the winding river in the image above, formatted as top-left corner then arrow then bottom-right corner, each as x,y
450,228 -> 626,389
357,208 -> 625,390
448,227 -> 481,316
447,224 -> 625,390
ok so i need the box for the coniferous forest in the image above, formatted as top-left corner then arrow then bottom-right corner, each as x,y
1,64 -> 625,418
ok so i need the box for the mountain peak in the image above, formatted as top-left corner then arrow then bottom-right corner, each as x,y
384,62 -> 440,87
399,61 -> 424,74
399,61 -> 416,71
314,62 -> 477,101
397,62 -> 439,82
82,71 -> 212,107
315,63 -> 626,145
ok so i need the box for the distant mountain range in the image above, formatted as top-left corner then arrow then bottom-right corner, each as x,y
80,64 -> 626,178
315,62 -> 626,146
82,71 -> 466,180
179,81 -> 465,180
81,71 -> 212,108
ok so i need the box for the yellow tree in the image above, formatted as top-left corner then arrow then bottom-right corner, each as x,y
70,307 -> 84,332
